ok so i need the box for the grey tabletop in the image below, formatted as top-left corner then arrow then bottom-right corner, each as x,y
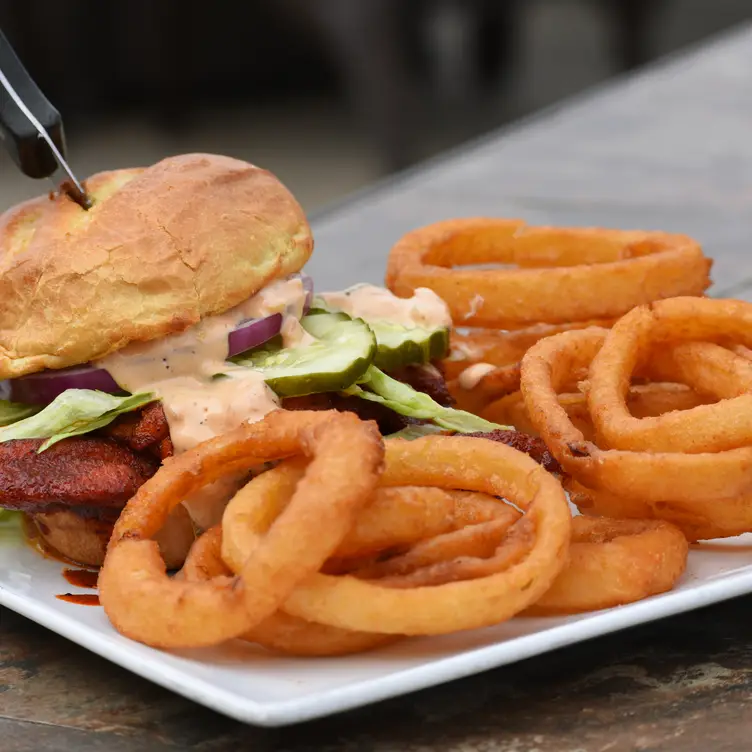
4,22 -> 752,752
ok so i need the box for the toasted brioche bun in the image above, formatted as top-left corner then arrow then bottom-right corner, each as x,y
30,503 -> 195,569
0,153 -> 313,379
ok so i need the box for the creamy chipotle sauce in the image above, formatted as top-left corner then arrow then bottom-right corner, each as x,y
280,316 -> 315,349
448,339 -> 484,362
318,284 -> 451,330
458,363 -> 496,390
463,294 -> 485,321
97,276 -> 310,454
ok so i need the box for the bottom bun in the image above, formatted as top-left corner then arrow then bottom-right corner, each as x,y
30,504 -> 196,569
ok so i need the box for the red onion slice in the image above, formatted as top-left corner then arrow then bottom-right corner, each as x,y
226,273 -> 314,357
7,366 -> 123,405
227,312 -> 283,358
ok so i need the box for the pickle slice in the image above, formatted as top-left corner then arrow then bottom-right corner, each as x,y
234,313 -> 376,397
311,300 -> 450,371
370,322 -> 450,371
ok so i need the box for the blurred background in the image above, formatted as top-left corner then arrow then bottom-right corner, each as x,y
0,0 -> 750,214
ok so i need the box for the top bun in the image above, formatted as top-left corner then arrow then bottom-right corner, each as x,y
0,154 -> 313,379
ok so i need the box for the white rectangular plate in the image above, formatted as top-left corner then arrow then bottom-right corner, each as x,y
2,527 -> 752,726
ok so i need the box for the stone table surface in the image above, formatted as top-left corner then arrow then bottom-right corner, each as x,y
4,22 -> 752,752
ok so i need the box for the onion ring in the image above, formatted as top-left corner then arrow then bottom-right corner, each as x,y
525,516 -> 688,614
347,512 -> 687,611
520,327 -> 752,502
98,410 -> 384,648
448,363 -> 523,415
588,298 -> 752,453
457,337 -> 714,418
483,384 -> 709,440
222,457 -> 507,572
732,344 -> 752,361
275,436 -> 571,635
177,524 -> 228,583
386,218 -> 711,327
648,341 -> 752,400
450,356 -> 597,418
350,514 -> 526,587
568,480 -> 752,542
334,486 -> 508,559
180,526 -> 396,657
444,320 -> 613,380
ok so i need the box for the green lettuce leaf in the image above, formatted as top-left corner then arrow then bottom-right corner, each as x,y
0,509 -> 23,543
0,509 -> 21,526
345,366 -> 509,434
0,400 -> 41,426
387,423 -> 448,440
0,389 -> 157,452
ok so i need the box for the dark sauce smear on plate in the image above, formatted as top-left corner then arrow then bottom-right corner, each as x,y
62,568 -> 99,589
56,593 -> 100,606
20,516 -> 103,606
56,568 -> 101,606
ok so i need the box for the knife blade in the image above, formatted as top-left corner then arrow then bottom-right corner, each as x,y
0,28 -> 91,210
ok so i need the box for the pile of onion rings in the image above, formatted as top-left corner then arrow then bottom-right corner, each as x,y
384,218 -> 712,414
97,406 -> 689,656
510,297 -> 752,541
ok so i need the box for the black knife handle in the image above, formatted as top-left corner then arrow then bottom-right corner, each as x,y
0,27 -> 65,179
